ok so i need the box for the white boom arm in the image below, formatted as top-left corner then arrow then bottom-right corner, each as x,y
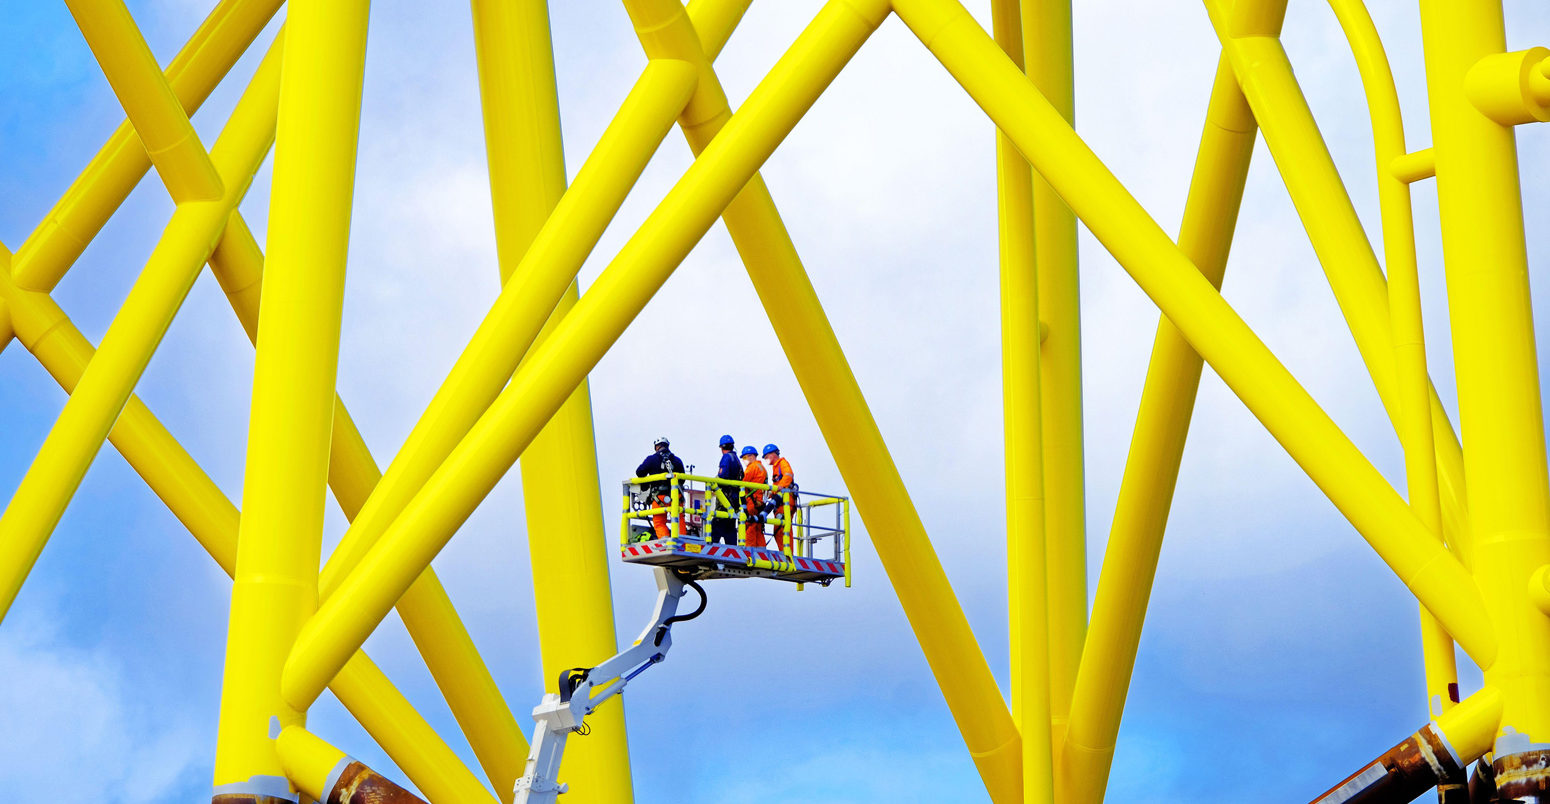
513,568 -> 703,803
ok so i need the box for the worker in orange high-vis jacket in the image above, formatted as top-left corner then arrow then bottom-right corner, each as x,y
763,443 -> 796,553
739,445 -> 766,548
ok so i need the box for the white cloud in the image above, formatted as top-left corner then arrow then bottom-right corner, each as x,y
0,609 -> 204,803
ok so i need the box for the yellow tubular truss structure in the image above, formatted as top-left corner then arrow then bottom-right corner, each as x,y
6,0 -> 1550,800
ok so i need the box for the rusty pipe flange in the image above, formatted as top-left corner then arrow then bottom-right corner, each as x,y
1312,724 -> 1465,804
1493,749 -> 1550,802
327,761 -> 427,804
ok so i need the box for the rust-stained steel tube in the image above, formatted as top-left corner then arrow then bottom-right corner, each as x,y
1493,749 -> 1550,801
322,761 -> 428,804
1310,723 -> 1464,804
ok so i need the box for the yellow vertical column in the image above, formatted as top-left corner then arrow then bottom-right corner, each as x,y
990,2 -> 1054,802
1325,0 -> 1462,736
1420,0 -> 1549,784
211,0 -> 369,799
1058,55 -> 1258,804
1021,0 -> 1085,746
469,2 -> 630,801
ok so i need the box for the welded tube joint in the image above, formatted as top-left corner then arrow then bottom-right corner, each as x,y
1493,749 -> 1550,801
323,761 -> 427,804
1464,47 -> 1550,126
1311,723 -> 1463,804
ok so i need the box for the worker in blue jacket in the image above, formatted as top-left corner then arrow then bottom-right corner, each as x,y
636,436 -> 685,538
710,435 -> 742,545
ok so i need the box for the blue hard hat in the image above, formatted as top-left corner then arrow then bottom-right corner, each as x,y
719,434 -> 735,448
762,443 -> 779,456
740,446 -> 757,458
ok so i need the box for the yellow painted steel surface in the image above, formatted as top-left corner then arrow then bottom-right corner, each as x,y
988,3 -> 1052,801
1421,0 -> 1550,761
1059,53 -> 1259,804
213,0 -> 369,791
4,0 -> 1550,800
474,1 -> 632,799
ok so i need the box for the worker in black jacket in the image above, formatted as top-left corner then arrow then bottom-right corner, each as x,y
636,436 -> 685,538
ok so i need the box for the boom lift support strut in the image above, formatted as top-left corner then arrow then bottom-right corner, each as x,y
513,567 -> 706,803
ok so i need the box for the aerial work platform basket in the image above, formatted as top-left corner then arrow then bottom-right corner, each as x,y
620,472 -> 851,586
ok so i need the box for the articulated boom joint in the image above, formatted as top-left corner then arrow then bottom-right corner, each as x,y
514,568 -> 706,804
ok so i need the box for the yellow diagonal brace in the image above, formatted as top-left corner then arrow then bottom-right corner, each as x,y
12,0 -> 281,294
890,0 -> 1498,667
0,33 -> 280,624
63,0 -> 223,202
686,0 -> 755,60
1060,52 -> 1260,804
1,267 -> 494,804
1204,0 -> 1475,567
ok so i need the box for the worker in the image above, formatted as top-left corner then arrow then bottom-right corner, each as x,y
739,445 -> 767,548
710,435 -> 742,546
636,436 -> 685,539
763,443 -> 797,553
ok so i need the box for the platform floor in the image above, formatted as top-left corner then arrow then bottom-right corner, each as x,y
621,537 -> 845,584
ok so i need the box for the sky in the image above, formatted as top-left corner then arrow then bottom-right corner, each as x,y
2,1 -> 1550,802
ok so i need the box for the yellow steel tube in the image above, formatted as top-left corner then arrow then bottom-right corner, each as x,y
623,1 -> 1022,795
213,0 -> 368,792
1327,0 -> 1460,717
471,2 -> 630,798
276,726 -> 348,804
687,0 -> 756,60
63,0 -> 223,203
1420,0 -> 1550,761
202,181 -> 530,797
13,0 -> 281,292
283,0 -> 891,713
0,36 -> 280,625
1059,53 -> 1259,804
1019,0 -> 1085,743
330,656 -> 500,804
1391,148 -> 1437,184
5,284 -> 240,571
1435,686 -> 1504,765
317,58 -> 695,594
989,2 -> 1052,800
1206,0 -> 1476,566
890,0 -> 1497,667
